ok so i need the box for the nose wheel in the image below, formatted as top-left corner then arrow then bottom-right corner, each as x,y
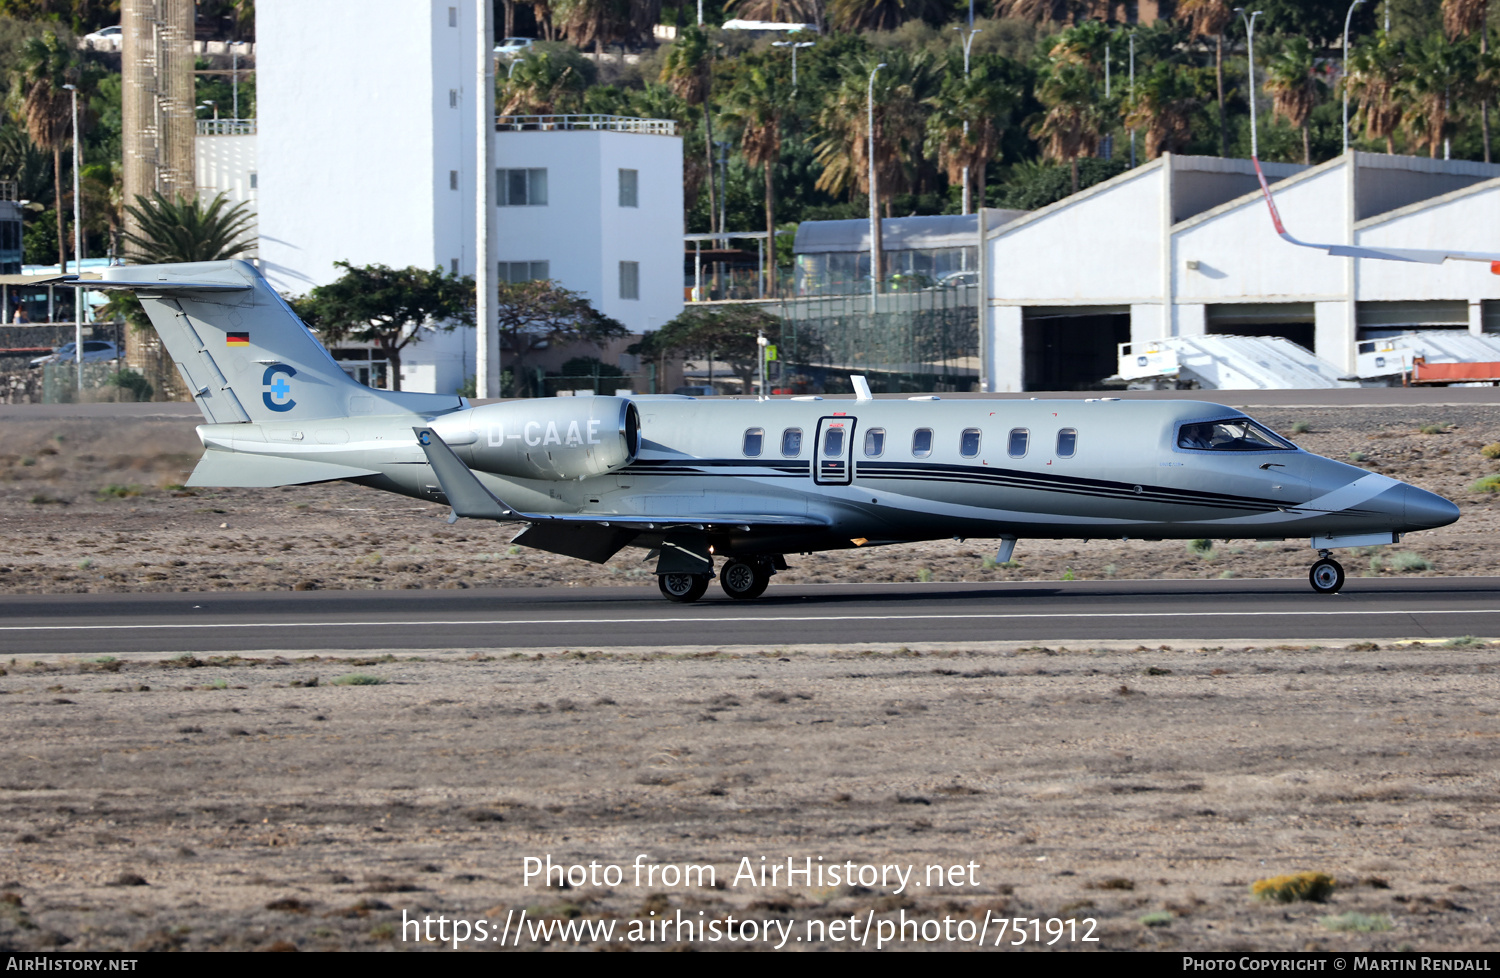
1309,557 -> 1345,594
658,572 -> 710,603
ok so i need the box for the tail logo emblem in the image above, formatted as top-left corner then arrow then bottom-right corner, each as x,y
263,364 -> 297,412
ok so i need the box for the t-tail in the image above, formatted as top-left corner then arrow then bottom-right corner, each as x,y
87,260 -> 465,423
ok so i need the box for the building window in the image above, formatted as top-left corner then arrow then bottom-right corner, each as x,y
619,168 -> 638,207
450,258 -> 459,274
449,88 -> 458,108
619,260 -> 639,300
448,6 -> 457,26
499,260 -> 549,283
498,168 -> 547,206
449,169 -> 459,190
249,172 -> 258,189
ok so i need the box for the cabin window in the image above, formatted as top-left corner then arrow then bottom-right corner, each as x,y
1008,428 -> 1029,458
912,428 -> 933,458
1057,428 -> 1077,458
864,428 -> 886,457
823,426 -> 846,457
743,427 -> 764,457
959,428 -> 981,458
781,428 -> 803,457
1177,418 -> 1294,452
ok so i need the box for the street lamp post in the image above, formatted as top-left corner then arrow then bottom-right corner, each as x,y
1238,9 -> 1263,158
1128,33 -> 1136,168
230,40 -> 245,119
952,26 -> 982,214
1342,0 -> 1364,153
62,83 -> 83,391
199,100 -> 217,120
868,63 -> 886,305
770,40 -> 814,93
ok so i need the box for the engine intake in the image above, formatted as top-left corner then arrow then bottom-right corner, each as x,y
428,396 -> 639,482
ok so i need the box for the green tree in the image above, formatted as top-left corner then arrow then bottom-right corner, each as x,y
1030,60 -> 1107,194
491,279 -> 627,397
924,54 -> 1019,212
1346,33 -> 1405,153
1444,0 -> 1490,160
720,55 -> 791,294
499,46 -> 590,114
827,0 -> 948,32
1264,36 -> 1322,165
1399,31 -> 1475,158
1177,0 -> 1234,156
661,27 -> 719,233
121,190 -> 255,263
7,30 -> 76,269
290,262 -> 476,393
1122,62 -> 1203,160
631,304 -> 805,394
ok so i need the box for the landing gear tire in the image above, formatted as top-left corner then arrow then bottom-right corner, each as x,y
1309,558 -> 1345,594
720,558 -> 771,600
659,572 -> 711,603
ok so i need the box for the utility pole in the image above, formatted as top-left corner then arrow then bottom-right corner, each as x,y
868,63 -> 886,305
64,83 -> 83,393
476,0 -> 498,398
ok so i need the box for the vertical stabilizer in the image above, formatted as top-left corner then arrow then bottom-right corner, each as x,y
96,260 -> 465,422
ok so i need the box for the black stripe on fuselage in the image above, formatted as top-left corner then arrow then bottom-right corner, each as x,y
621,457 -> 1293,514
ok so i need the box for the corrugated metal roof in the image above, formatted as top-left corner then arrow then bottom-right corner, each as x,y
793,209 -> 1026,254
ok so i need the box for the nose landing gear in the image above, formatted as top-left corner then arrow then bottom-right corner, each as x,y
1309,550 -> 1345,594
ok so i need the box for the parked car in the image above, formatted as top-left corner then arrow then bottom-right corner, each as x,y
83,25 -> 122,47
494,37 -> 534,57
672,385 -> 719,397
30,340 -> 120,367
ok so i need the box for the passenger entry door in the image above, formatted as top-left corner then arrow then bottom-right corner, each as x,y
814,416 -> 856,486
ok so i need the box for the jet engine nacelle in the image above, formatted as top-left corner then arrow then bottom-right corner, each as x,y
428,396 -> 640,482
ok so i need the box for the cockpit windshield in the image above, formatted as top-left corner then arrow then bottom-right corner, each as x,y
1177,418 -> 1295,452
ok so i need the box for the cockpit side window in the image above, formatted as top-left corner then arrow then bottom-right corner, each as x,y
1177,418 -> 1295,452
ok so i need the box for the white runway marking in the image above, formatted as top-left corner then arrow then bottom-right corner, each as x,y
0,607 -> 1486,632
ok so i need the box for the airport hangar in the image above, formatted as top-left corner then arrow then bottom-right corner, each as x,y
978,151 -> 1500,392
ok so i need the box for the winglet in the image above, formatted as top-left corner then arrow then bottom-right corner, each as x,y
1253,155 -> 1500,270
413,427 -> 529,522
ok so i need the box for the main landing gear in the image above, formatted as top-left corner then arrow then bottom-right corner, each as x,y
656,557 -> 778,603
1309,551 -> 1345,594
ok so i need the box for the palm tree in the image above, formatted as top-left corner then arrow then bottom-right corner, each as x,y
1444,0 -> 1490,160
121,191 -> 256,264
499,50 -> 587,114
724,0 -> 826,31
1400,32 -> 1474,158
1030,61 -> 1107,194
827,0 -> 948,32
991,0 -> 1094,22
1177,0 -> 1234,157
7,31 -> 76,271
550,0 -> 625,55
1345,33 -> 1404,153
720,58 -> 791,295
924,55 -> 1018,210
1264,37 -> 1322,165
1122,62 -> 1203,160
661,27 -> 719,233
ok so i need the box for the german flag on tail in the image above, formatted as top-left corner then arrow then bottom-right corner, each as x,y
226,332 -> 250,347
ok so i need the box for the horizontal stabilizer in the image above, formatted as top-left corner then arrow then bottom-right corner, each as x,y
187,450 -> 378,488
68,277 -> 251,292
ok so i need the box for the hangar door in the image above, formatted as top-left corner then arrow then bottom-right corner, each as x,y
1206,303 -> 1315,351
1022,309 -> 1131,391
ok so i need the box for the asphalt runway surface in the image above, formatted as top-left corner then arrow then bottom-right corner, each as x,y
2,577 -> 1497,655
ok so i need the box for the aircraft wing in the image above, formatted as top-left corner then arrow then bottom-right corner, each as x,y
1252,156 -> 1500,268
413,427 -> 828,530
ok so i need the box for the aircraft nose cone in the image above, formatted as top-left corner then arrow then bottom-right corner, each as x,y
1403,484 -> 1460,529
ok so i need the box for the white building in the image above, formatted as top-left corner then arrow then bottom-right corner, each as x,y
983,152 -> 1500,391
255,0 -> 683,395
195,119 -> 257,248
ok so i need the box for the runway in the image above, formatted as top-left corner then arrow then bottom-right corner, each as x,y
3,577 -> 1497,655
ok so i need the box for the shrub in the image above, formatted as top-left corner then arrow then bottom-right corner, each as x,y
1471,475 -> 1500,494
916,568 -> 933,583
332,673 -> 386,686
1419,424 -> 1451,435
1250,872 -> 1335,903
1348,451 -> 1369,463
1389,552 -> 1432,572
1481,443 -> 1500,459
1139,911 -> 1174,927
1320,912 -> 1393,933
1290,421 -> 1311,434
1061,568 -> 1075,581
106,368 -> 154,402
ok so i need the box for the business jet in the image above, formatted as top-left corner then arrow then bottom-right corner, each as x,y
75,260 -> 1457,601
